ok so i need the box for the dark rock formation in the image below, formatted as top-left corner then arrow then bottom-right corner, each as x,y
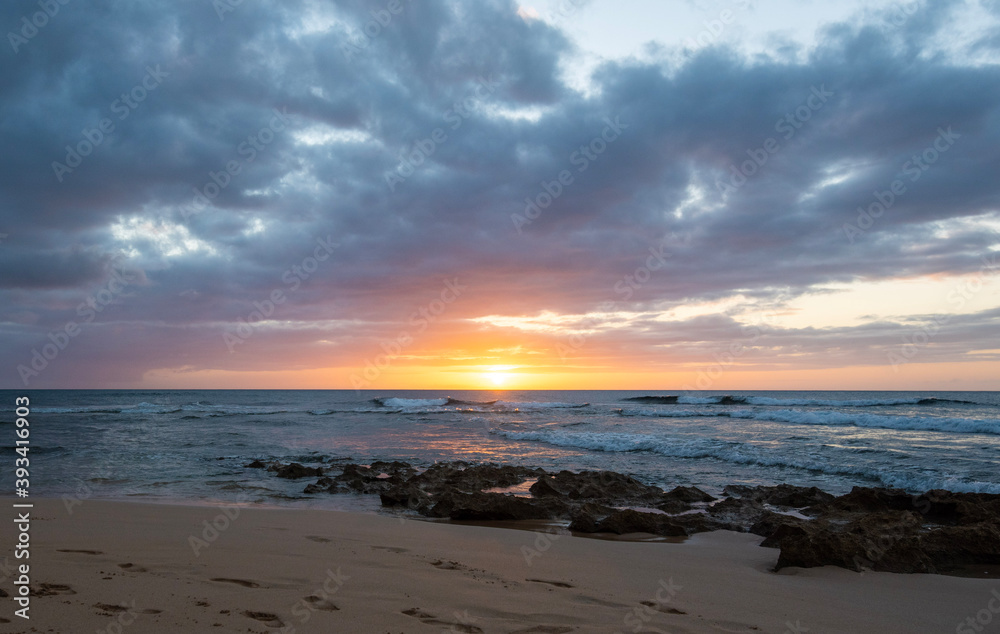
724,484 -> 834,508
432,491 -> 571,521
251,457 -> 1000,577
273,462 -> 323,479
570,509 -> 687,537
528,470 -> 665,504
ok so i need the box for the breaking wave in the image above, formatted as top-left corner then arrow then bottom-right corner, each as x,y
491,428 -> 1000,494
623,395 -> 982,407
616,408 -> 1000,435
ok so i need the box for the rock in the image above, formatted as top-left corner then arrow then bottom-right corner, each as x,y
724,484 -> 834,508
664,486 -> 716,503
379,485 -> 431,512
565,502 -> 621,532
335,464 -> 406,494
751,511 -> 807,543
707,497 -> 768,530
303,477 -> 338,494
433,492 -> 570,521
773,511 -> 928,573
369,460 -> 417,477
413,463 -> 543,494
655,498 -> 693,514
527,470 -> 664,503
274,463 -> 323,479
572,509 -> 687,537
528,476 -> 564,498
921,523 -> 1000,573
804,486 -> 917,516
245,460 -> 268,469
656,486 -> 716,514
909,490 -> 1000,526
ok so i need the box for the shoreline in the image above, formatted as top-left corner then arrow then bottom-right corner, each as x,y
7,498 -> 999,633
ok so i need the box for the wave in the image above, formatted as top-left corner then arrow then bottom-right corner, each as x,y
624,396 -> 679,404
34,402 -> 292,416
495,401 -> 589,410
370,397 -> 588,412
617,407 -> 1000,435
33,402 -> 182,415
446,397 -> 499,406
624,395 -> 983,407
491,429 -> 1000,494
373,397 -> 449,408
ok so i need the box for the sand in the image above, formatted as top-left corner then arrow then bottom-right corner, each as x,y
2,497 -> 996,633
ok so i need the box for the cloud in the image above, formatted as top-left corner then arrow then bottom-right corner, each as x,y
1,0 -> 998,387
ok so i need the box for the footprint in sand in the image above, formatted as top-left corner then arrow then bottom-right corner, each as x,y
118,563 -> 148,572
305,536 -> 332,543
303,595 -> 339,612
243,610 -> 284,628
57,549 -> 103,555
402,608 -> 484,633
509,627 -> 575,634
430,559 -> 466,570
573,596 -> 628,608
526,579 -> 575,588
371,545 -> 408,553
35,583 -> 76,596
704,620 -> 761,633
94,603 -> 163,615
211,578 -> 260,588
641,600 -> 687,615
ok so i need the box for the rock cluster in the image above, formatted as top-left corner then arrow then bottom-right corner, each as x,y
247,459 -> 1000,575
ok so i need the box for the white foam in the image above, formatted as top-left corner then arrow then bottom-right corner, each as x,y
376,398 -> 449,408
618,407 -> 1000,435
492,428 -> 1000,494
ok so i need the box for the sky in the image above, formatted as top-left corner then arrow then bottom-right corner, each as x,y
1,0 -> 999,390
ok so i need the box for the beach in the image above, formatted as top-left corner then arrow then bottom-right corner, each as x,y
6,497 -> 996,633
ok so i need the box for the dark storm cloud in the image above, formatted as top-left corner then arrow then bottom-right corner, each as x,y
1,0 -> 998,385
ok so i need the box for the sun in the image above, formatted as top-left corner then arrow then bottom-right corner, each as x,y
481,366 -> 517,388
487,371 -> 510,387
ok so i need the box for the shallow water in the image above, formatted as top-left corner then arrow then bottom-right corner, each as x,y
5,389 -> 999,513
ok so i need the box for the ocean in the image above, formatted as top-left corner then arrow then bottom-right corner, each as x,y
7,390 -> 1000,514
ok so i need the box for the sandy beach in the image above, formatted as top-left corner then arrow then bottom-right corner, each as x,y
2,498 -> 995,633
